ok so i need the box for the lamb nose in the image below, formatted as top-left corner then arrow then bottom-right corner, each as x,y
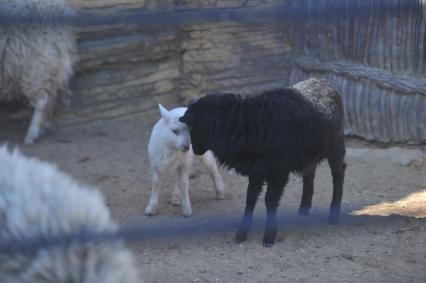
182,145 -> 190,152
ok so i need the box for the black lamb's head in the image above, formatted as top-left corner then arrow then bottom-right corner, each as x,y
179,98 -> 208,155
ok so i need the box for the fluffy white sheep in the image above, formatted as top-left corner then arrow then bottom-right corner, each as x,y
0,146 -> 142,283
0,0 -> 77,144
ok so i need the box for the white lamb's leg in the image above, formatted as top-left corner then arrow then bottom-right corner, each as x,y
201,151 -> 225,200
145,170 -> 162,216
176,165 -> 192,217
171,183 -> 181,206
24,90 -> 50,144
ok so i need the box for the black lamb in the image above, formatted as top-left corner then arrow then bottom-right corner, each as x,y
179,78 -> 346,247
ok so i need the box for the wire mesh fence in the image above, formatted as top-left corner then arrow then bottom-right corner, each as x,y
0,212 -> 402,255
0,0 -> 425,256
0,1 -> 423,27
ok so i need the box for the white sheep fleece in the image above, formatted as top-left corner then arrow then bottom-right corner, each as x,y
0,146 -> 141,283
0,0 -> 77,144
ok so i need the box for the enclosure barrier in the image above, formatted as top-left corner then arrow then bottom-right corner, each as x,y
0,0 -> 425,258
0,1 -> 422,27
0,212 -> 414,255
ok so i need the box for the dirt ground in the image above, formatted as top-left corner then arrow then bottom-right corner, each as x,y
1,117 -> 425,283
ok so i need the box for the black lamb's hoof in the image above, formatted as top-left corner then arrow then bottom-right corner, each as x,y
298,207 -> 310,216
328,214 -> 340,225
262,239 -> 274,248
262,234 -> 276,247
234,234 -> 247,243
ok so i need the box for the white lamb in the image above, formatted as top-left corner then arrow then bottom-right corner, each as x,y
145,104 -> 225,217
0,146 -> 141,283
0,0 -> 77,144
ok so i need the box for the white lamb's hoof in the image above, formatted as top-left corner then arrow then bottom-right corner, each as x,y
171,195 -> 181,206
24,129 -> 39,145
215,191 -> 225,200
24,133 -> 38,145
182,207 -> 192,218
215,180 -> 225,200
144,206 -> 157,216
24,135 -> 36,145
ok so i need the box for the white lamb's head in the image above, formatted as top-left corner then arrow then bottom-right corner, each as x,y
158,104 -> 191,153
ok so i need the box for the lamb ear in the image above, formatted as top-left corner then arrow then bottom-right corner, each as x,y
179,116 -> 188,125
188,98 -> 198,107
158,104 -> 170,123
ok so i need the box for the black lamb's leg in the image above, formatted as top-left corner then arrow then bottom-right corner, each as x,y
235,176 -> 263,243
263,173 -> 288,247
299,164 -> 316,216
328,141 -> 346,224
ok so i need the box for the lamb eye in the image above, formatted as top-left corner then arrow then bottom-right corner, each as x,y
172,129 -> 179,135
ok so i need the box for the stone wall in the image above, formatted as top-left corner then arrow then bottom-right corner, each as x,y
180,21 -> 291,100
59,0 -> 292,128
60,0 -> 183,127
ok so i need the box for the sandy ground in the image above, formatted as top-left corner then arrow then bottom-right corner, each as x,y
1,117 -> 425,283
